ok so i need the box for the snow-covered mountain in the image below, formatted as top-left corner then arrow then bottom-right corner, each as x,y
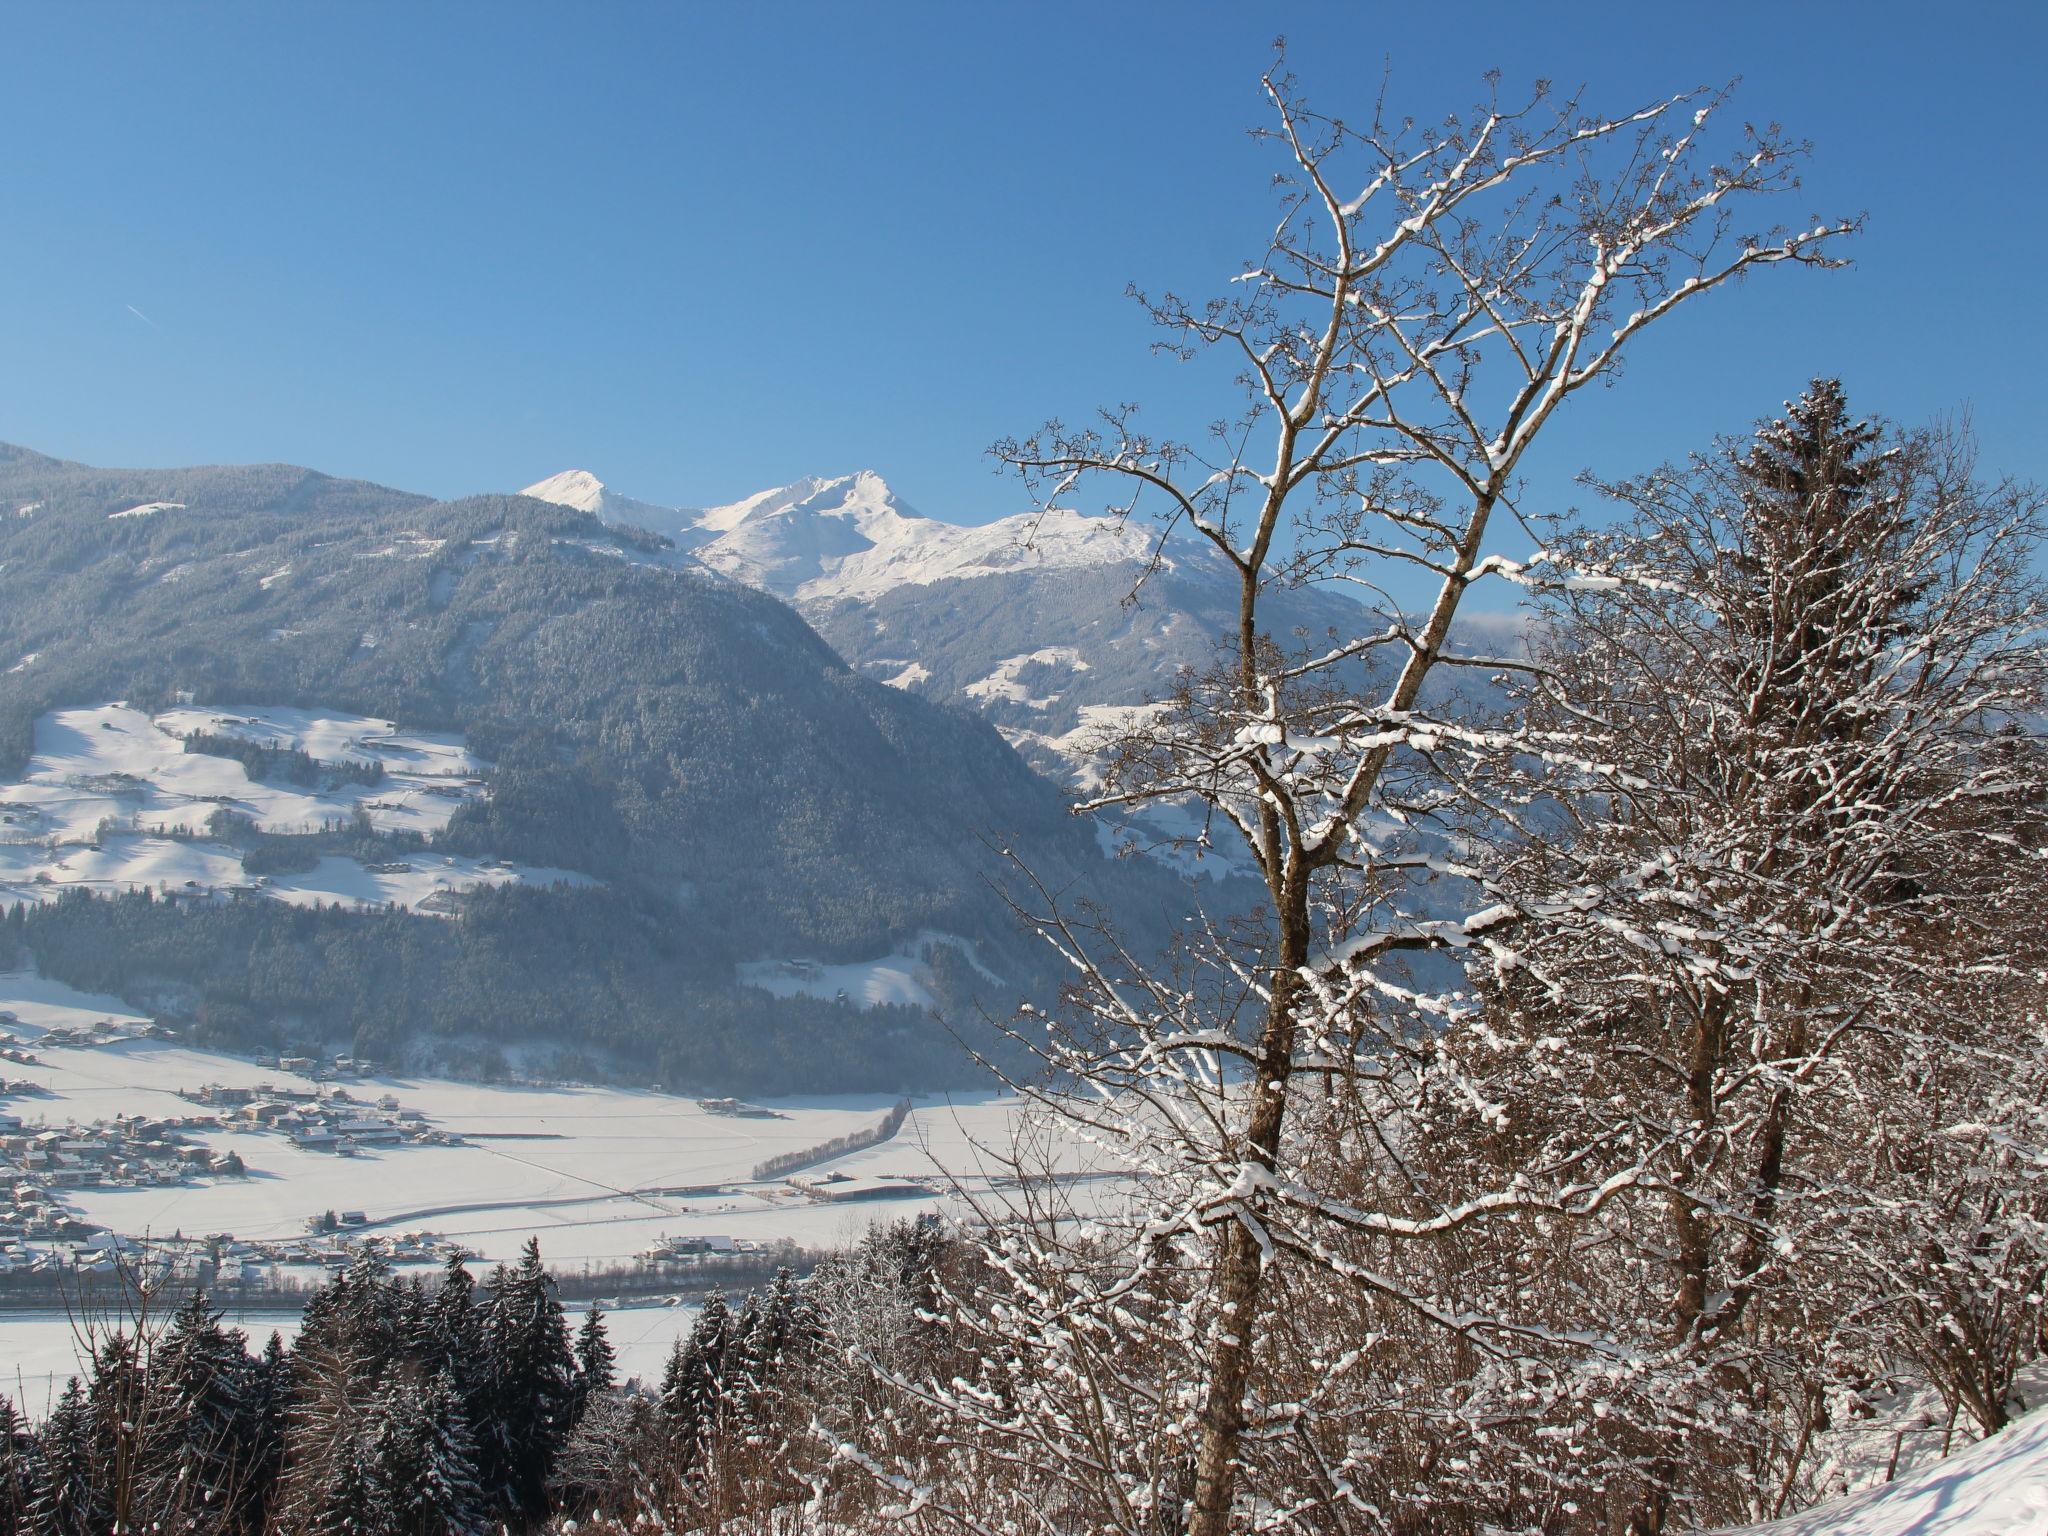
518,468 -> 1203,602
517,469 -> 683,537
517,469 -> 1355,790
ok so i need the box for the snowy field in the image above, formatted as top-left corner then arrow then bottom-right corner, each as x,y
0,969 -> 1119,1411
0,703 -> 594,912
737,930 -> 1002,1011
0,970 -> 1080,1223
0,969 -> 1052,1263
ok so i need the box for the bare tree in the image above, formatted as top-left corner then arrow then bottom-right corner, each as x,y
834,55 -> 1854,1535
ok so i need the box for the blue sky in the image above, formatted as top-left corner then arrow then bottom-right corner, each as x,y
2,2 -> 2041,527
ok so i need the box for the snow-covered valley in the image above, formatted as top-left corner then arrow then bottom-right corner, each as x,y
0,966 -> 1094,1406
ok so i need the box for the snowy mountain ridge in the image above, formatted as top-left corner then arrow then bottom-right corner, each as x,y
518,468 -> 1214,603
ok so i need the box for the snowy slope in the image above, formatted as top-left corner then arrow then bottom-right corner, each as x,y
515,467 -> 1362,877
518,468 -> 688,540
1712,1398 -> 2048,1535
0,703 -> 592,913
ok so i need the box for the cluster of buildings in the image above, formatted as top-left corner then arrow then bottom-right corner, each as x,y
785,1170 -> 932,1203
0,1111 -> 242,1191
637,1233 -> 759,1261
178,1080 -> 447,1156
0,1112 -> 243,1278
697,1097 -> 782,1119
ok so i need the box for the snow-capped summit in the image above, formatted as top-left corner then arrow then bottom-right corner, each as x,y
696,471 -> 1212,603
518,469 -> 689,536
518,466 -> 1186,602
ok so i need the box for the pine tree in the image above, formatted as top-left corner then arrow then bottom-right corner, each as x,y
26,1380 -> 100,1536
481,1238 -> 574,1521
253,1331 -> 292,1492
659,1290 -> 734,1470
149,1290 -> 262,1533
305,1438 -> 390,1536
572,1305 -> 616,1416
83,1331 -> 155,1536
1724,378 -> 1919,738
0,1396 -> 40,1536
366,1372 -> 488,1536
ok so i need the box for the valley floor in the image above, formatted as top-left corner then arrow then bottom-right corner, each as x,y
0,970 -> 1112,1410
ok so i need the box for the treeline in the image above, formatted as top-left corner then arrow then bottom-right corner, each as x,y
0,1221 -> 959,1536
750,1096 -> 911,1181
3,888 -> 990,1095
0,455 -> 1178,975
179,732 -> 385,790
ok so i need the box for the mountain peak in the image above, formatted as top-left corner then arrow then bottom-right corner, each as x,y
519,468 -> 609,515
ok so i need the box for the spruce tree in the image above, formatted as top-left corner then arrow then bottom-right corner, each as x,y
0,1396 -> 40,1536
572,1305 -> 616,1417
659,1291 -> 732,1468
26,1380 -> 100,1536
150,1291 -> 261,1534
481,1238 -> 574,1521
305,1438 -> 389,1536
367,1373 -> 487,1536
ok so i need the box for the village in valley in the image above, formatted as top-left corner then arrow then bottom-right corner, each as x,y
0,972 -> 1038,1317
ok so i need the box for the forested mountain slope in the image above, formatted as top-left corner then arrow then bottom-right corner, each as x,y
0,443 -> 1194,1089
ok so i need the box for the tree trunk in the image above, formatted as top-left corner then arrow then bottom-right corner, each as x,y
1186,896 -> 1308,1536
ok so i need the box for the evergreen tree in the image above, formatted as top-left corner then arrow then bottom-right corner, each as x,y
83,1332 -> 153,1536
659,1290 -> 732,1465
304,1439 -> 389,1536
0,1396 -> 40,1536
366,1373 -> 488,1536
26,1381 -> 100,1536
149,1291 -> 262,1533
1723,378 -> 1920,736
571,1305 -> 616,1418
480,1238 -> 574,1521
242,1332 -> 291,1531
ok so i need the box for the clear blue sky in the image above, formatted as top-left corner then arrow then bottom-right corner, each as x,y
2,2 -> 2041,525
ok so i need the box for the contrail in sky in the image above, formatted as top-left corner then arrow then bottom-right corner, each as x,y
125,304 -> 159,329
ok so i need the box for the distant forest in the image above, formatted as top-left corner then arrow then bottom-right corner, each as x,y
0,893 -> 989,1095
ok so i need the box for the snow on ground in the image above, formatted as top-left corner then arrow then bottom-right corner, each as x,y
360,532 -> 446,559
0,970 -> 153,1034
1715,1383 -> 2048,1535
963,647 -> 1090,710
881,661 -> 930,689
108,502 -> 182,519
0,974 -> 1058,1267
0,704 -> 592,913
0,973 -> 1131,1417
737,931 -> 1000,1011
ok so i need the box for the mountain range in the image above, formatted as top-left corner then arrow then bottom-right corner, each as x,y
517,467 -> 1375,790
0,442 -> 1203,1092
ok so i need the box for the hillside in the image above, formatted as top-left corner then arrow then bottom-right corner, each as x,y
1713,1395 -> 2048,1535
0,444 -> 1193,1090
